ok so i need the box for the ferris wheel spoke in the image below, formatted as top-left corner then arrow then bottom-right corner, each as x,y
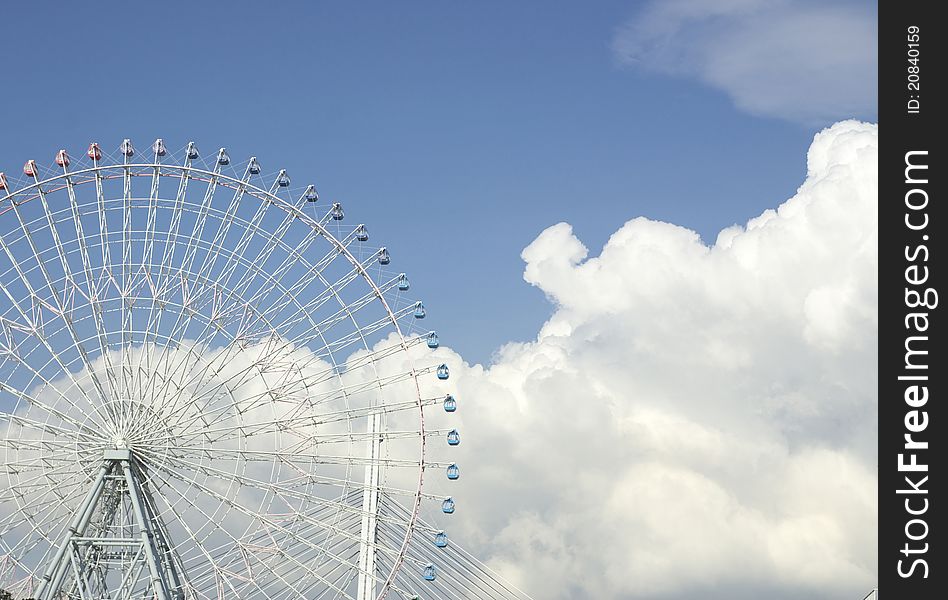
0,437 -> 96,453
139,449 -> 368,519
312,392 -> 434,422
142,458 -> 364,599
167,394 -> 435,446
129,272 -> 170,404
204,177 -> 287,309
269,271 -> 408,352
129,146 -> 167,407
160,151 -> 197,279
0,251 -> 112,428
235,490 -> 360,548
148,445 -> 423,471
218,324 -> 412,401
118,151 -> 136,414
145,143 -> 199,375
192,162 -> 256,288
0,493 -> 76,526
218,250 -> 326,347
0,464 -> 101,501
154,308 -> 352,435
380,499 -> 522,600
0,380 -> 107,440
254,516 -> 367,600
161,381 -> 302,441
60,170 -> 128,415
175,152 -> 224,296
146,452 -> 410,571
2,453 -> 85,490
297,547 -> 361,600
222,226 -> 305,327
31,180 -> 91,315
302,304 -> 422,367
141,467 -> 286,600
0,528 -> 59,579
248,228 -> 350,316
89,165 -> 129,418
0,448 -> 96,473
230,333 -> 430,407
193,231 -> 311,359
142,146 -> 167,277
0,472 -> 85,528
260,262 -> 367,343
136,467 -> 202,599
307,336 -> 426,383
138,282 -> 228,416
0,265 -> 120,422
140,147 -> 163,286
170,426 -> 445,450
137,306 -> 215,402
207,173 -> 277,304
135,296 -> 224,410
142,220 -> 266,398
0,449 -> 90,478
162,359 -> 435,440
154,244 -> 291,369
237,224 -> 329,319
139,244 -> 340,411
151,335 -> 293,433
61,171 -> 96,295
304,364 -> 438,409
0,483 -> 87,523
328,334 -> 430,376
146,151 -> 228,379
159,282 -> 277,384
132,281 -> 256,425
143,488 -> 237,597
265,209 -> 419,429
91,155 -> 113,285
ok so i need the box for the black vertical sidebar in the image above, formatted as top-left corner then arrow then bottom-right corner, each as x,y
879,1 -> 943,598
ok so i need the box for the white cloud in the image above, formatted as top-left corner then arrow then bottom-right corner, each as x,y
431,120 -> 878,598
612,0 -> 877,123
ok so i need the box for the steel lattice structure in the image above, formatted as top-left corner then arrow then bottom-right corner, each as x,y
0,140 -> 460,600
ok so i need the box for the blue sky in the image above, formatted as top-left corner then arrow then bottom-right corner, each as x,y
0,0 -> 876,365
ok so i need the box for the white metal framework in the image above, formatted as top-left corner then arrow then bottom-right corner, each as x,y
0,140 -> 458,600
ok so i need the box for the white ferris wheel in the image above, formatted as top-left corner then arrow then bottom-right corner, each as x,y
0,139 -> 462,600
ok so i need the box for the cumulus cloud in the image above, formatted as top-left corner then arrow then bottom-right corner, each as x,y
429,120 -> 877,598
612,0 -> 877,123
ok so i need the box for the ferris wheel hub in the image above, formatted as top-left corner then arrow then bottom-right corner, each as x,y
103,447 -> 132,460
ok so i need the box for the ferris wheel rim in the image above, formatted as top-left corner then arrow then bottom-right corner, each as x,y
0,146 -> 436,600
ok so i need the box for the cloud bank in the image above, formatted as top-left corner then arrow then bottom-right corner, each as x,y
427,120 -> 877,598
612,0 -> 877,124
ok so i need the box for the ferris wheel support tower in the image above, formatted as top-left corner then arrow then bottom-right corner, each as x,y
33,448 -> 184,600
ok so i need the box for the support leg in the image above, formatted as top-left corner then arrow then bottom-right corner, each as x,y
35,462 -> 111,600
122,459 -> 174,600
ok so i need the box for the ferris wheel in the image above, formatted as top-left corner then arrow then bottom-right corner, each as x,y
0,139 -> 460,600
